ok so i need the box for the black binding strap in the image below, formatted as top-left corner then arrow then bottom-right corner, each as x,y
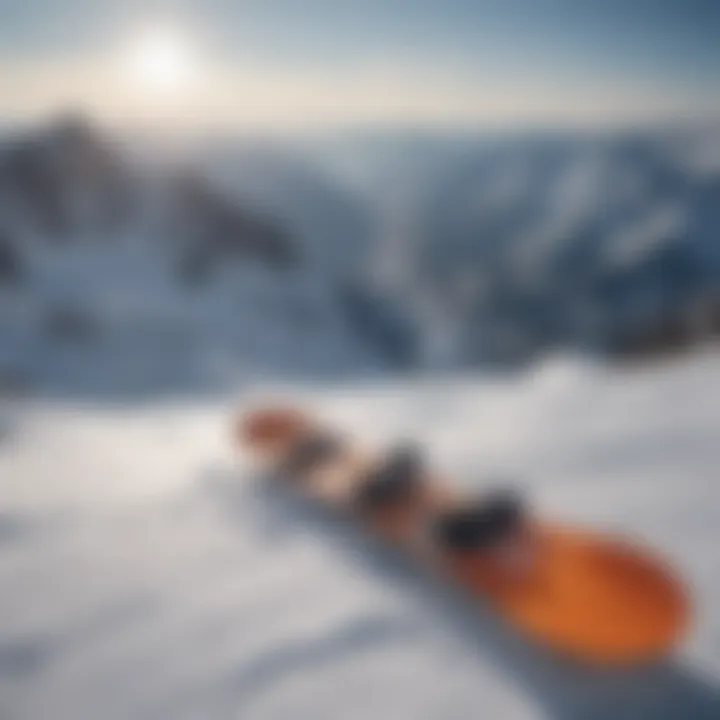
280,433 -> 343,478
354,444 -> 424,512
433,490 -> 524,552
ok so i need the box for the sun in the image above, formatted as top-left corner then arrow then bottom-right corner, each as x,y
121,26 -> 195,94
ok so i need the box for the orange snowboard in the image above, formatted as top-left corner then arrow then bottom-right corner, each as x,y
237,407 -> 689,665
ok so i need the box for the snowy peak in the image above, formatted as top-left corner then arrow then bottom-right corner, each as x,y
0,114 -> 132,240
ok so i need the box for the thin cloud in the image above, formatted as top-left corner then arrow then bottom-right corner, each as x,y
1,56 -> 719,130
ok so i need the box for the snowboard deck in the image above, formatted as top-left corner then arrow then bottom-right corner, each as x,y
238,406 -> 689,665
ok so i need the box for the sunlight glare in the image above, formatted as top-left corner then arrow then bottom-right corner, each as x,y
122,26 -> 195,94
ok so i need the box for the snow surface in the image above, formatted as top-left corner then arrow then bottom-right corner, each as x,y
0,350 -> 719,719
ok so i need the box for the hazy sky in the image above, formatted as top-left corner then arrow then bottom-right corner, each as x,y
1,0 -> 718,129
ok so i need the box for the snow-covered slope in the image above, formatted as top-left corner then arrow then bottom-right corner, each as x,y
0,350 -> 718,719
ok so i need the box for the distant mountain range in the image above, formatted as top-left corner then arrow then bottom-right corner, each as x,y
0,116 -> 717,394
398,129 -> 720,364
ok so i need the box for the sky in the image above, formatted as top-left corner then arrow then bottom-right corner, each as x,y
0,0 -> 719,130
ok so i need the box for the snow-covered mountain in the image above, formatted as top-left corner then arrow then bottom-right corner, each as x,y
0,117 -> 409,396
407,130 -> 720,364
1,117 -> 719,719
0,117 -> 718,396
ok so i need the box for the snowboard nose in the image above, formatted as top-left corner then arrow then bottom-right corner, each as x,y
238,407 -> 314,450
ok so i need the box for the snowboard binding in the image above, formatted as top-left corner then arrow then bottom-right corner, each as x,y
353,444 -> 425,514
433,489 -> 526,554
